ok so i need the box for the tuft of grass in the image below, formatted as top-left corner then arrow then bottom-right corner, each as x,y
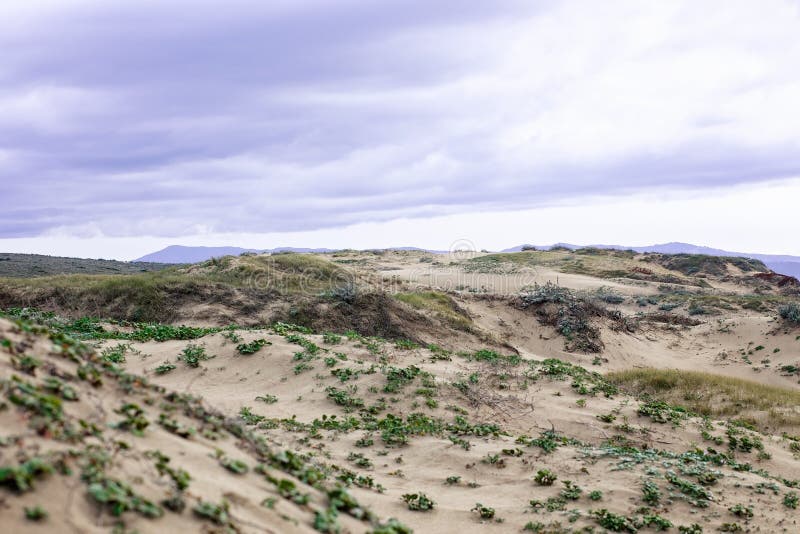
607,368 -> 800,433
394,291 -> 472,330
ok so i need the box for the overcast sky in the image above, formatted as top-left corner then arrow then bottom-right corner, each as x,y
2,0 -> 800,259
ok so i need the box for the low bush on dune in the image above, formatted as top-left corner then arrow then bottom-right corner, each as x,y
517,282 -> 635,353
779,302 -> 800,324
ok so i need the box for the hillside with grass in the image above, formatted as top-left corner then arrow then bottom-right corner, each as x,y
0,253 -> 175,278
2,248 -> 800,532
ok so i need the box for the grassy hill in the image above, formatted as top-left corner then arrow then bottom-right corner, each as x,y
0,253 -> 175,278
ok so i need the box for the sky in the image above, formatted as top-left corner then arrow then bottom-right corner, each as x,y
2,0 -> 800,260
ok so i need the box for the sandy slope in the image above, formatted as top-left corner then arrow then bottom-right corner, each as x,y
3,249 -> 800,533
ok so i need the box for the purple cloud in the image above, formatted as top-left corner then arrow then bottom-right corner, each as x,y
2,0 -> 800,238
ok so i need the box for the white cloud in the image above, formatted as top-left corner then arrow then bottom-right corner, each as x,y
3,177 -> 799,260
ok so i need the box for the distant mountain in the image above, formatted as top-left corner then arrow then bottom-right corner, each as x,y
135,245 -> 341,263
501,241 -> 800,278
135,246 -> 261,263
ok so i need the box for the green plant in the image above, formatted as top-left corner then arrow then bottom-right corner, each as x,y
236,338 -> 270,355
642,514 -> 673,531
322,332 -> 342,344
41,377 -> 78,401
219,454 -> 248,474
637,399 -> 688,425
779,303 -> 800,324
589,490 -> 603,501
222,330 -> 242,344
784,491 -> 799,509
101,343 -> 131,364
720,523 -> 743,532
294,362 -> 313,374
347,452 -> 373,468
24,505 -> 48,521
193,500 -> 230,525
445,475 -> 461,485
471,502 -> 495,520
591,509 -> 637,533
355,436 -> 374,448
255,394 -> 278,404
0,457 -> 55,491
12,355 -> 42,375
642,480 -> 661,505
665,472 -> 712,505
326,387 -> 364,409
395,339 -> 418,350
154,362 -> 176,374
523,522 -> 546,532
88,477 -> 163,518
534,469 -> 557,486
560,480 -> 582,500
158,413 -> 195,438
113,403 -> 149,436
178,344 -> 213,367
728,503 -> 753,519
148,450 -> 191,491
401,492 -> 435,511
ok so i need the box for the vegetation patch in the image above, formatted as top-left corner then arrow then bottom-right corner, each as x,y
608,368 -> 800,433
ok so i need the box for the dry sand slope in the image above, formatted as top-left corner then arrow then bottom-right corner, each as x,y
2,248 -> 800,532
0,313 -> 799,533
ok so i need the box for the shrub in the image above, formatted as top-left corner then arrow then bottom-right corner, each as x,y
24,505 -> 48,521
534,469 -> 557,486
154,362 -> 176,374
236,339 -> 270,355
0,457 -> 55,491
560,480 -> 582,500
178,344 -> 213,367
401,493 -> 435,511
193,500 -> 230,525
780,303 -> 800,324
728,504 -> 753,519
471,503 -> 495,519
642,480 -> 661,505
88,478 -> 163,518
591,509 -> 638,533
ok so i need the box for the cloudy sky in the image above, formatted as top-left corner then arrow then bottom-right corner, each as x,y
2,0 -> 800,259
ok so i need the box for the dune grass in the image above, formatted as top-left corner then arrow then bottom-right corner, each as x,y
607,368 -> 800,433
394,291 -> 472,330
0,253 -> 350,323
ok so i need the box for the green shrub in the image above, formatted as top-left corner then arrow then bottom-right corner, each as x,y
591,509 -> 638,533
401,492 -> 435,511
178,344 -> 213,367
24,505 -> 48,521
154,362 -> 176,374
780,303 -> 800,324
236,338 -> 270,355
534,469 -> 557,486
88,477 -> 163,518
471,502 -> 495,519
